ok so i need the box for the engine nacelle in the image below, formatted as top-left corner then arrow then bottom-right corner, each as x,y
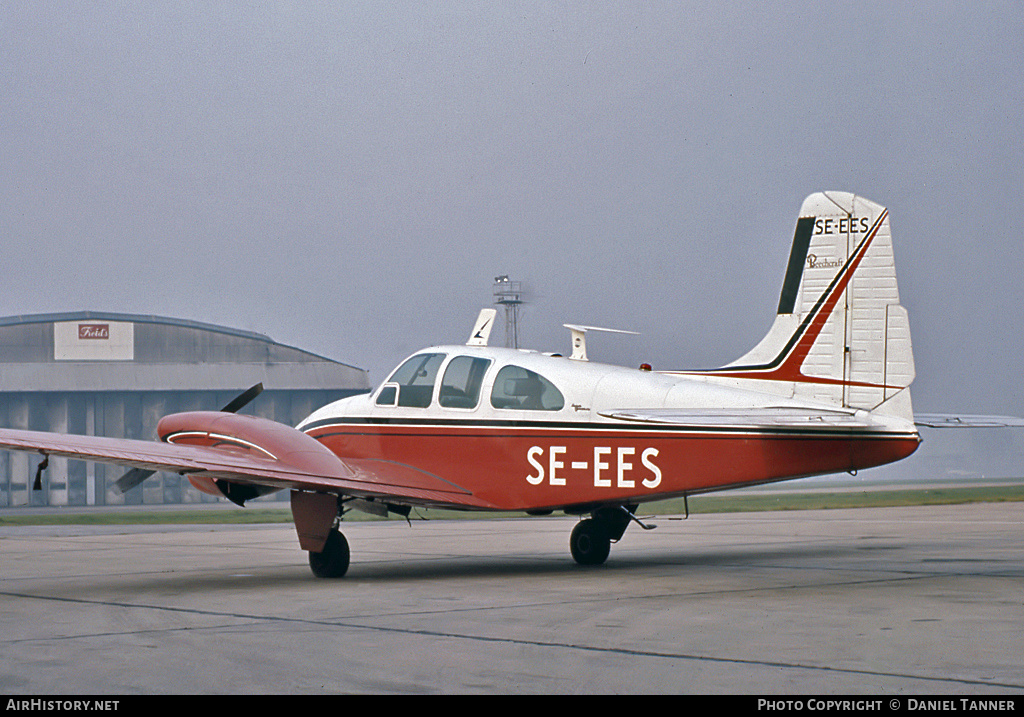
154,411 -> 345,504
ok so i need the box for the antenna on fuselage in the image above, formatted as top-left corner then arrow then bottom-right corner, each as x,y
467,309 -> 497,346
563,324 -> 639,361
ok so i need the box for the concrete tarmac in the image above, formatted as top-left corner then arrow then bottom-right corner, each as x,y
1,503 -> 1023,694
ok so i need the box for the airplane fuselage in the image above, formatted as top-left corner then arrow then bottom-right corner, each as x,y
297,345 -> 920,514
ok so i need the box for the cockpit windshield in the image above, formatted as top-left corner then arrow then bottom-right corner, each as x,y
376,353 -> 446,408
490,365 -> 565,411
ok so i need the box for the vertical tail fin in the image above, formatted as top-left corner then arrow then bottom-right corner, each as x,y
710,192 -> 915,417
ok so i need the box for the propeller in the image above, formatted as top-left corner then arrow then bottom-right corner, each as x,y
33,454 -> 48,491
218,382 -> 264,414
114,465 -> 156,493
113,383 -> 264,494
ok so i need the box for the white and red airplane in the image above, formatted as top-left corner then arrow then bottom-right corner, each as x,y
0,192 -> 1008,577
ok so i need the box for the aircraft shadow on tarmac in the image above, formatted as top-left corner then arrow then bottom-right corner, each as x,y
343,542 -> 900,583
46,540 -> 897,595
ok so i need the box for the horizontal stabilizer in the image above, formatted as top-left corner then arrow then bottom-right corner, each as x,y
599,406 -> 881,431
914,414 -> 1024,428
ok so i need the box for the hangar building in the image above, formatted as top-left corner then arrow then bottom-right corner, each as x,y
0,312 -> 370,507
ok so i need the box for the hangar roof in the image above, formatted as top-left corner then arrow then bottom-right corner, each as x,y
0,311 -> 369,393
0,311 -> 281,345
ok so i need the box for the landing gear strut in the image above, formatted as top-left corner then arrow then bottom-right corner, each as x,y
292,490 -> 352,579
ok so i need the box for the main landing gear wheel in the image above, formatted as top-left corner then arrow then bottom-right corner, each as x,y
308,528 -> 350,578
570,518 -> 611,566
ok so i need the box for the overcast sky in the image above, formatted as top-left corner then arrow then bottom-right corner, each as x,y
3,2 -> 1022,420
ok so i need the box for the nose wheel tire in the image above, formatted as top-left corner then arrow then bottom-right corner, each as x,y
570,518 -> 611,566
308,528 -> 350,578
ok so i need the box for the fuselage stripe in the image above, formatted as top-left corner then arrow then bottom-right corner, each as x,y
301,418 -> 916,440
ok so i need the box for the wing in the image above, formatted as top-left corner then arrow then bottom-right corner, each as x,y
0,415 -> 498,510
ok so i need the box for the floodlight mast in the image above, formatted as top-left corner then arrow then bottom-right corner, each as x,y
493,275 -> 524,349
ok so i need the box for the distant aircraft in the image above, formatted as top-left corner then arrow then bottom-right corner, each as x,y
1,192 -> 1016,577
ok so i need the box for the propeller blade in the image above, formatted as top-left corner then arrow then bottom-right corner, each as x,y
33,455 -> 49,491
220,383 -> 264,413
115,467 -> 155,493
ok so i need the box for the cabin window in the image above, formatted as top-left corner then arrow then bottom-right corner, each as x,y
490,365 -> 565,411
376,352 -> 446,408
439,356 -> 492,409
